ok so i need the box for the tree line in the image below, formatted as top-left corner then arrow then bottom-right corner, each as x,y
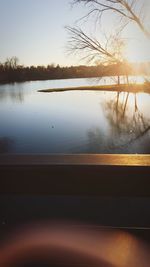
0,57 -> 149,84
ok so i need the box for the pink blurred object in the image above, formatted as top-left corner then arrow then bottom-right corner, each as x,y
0,221 -> 150,267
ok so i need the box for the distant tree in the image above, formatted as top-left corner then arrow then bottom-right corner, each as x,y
4,57 -> 19,69
0,57 -> 147,84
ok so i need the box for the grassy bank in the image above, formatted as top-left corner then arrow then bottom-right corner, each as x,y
38,83 -> 150,93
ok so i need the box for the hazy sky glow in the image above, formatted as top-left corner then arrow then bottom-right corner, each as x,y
0,0 -> 149,66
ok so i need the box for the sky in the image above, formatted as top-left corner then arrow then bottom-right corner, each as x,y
0,0 -> 150,66
0,0 -> 84,66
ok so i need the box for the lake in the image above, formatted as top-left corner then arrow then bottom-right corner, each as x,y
0,77 -> 150,154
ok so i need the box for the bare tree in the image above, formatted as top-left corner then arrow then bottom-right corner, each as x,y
72,0 -> 150,39
66,25 -> 128,84
66,26 -> 124,62
4,57 -> 19,70
66,0 -> 150,84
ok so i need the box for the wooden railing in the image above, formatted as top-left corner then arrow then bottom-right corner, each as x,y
0,154 -> 150,196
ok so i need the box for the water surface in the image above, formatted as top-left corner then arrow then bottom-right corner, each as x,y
0,78 -> 149,154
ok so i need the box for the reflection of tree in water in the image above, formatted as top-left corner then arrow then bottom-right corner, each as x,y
87,92 -> 150,153
87,128 -> 109,153
104,92 -> 150,148
0,84 -> 25,103
9,88 -> 25,102
0,137 -> 14,153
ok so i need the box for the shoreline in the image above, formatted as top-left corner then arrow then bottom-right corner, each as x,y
38,83 -> 150,94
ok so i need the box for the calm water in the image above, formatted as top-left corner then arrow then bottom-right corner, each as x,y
0,77 -> 150,154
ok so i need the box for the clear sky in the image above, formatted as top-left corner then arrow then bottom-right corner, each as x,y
0,0 -> 86,66
0,0 -> 149,66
